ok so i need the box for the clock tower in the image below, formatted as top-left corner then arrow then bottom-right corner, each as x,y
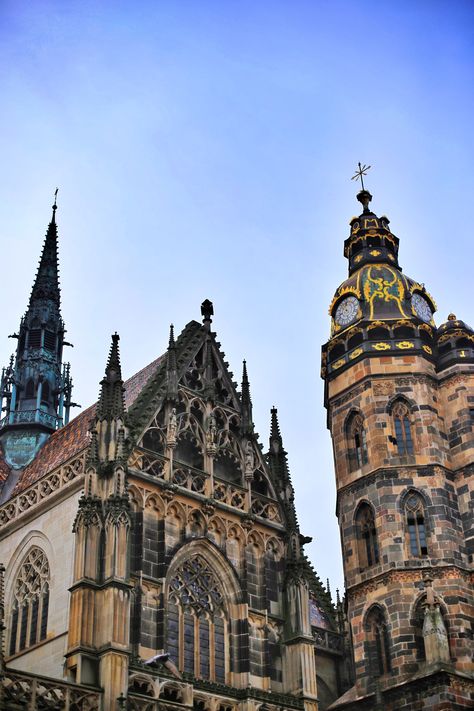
321,187 -> 474,709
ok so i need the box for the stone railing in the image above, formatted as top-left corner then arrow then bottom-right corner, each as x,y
172,466 -> 208,495
129,449 -> 284,526
0,451 -> 86,531
128,696 -> 190,711
312,626 -> 344,655
2,669 -> 102,710
251,493 -> 283,523
213,478 -> 247,511
129,449 -> 167,479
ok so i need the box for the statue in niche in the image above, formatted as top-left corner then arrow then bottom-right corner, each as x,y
245,440 -> 254,478
167,408 -> 178,446
422,577 -> 450,664
206,413 -> 217,454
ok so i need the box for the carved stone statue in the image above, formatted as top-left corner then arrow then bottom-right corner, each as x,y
206,414 -> 216,446
245,440 -> 254,477
167,408 -> 177,445
422,578 -> 450,664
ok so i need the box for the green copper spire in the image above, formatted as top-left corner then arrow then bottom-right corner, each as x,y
0,193 -> 73,468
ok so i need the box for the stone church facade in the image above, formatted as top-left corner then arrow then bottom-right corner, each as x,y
0,187 -> 472,711
0,199 -> 344,710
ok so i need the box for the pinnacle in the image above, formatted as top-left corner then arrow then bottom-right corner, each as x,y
29,217 -> 60,308
97,333 -> 125,419
240,359 -> 253,433
270,406 -> 282,444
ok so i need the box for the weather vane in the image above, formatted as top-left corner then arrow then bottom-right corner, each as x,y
351,162 -> 371,191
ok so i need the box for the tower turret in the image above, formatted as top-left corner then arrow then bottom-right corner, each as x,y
0,194 -> 74,468
322,180 -> 474,708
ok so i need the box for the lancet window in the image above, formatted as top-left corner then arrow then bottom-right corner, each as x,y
355,503 -> 379,568
347,413 -> 368,471
392,401 -> 414,455
365,606 -> 392,677
167,555 -> 227,683
405,492 -> 427,557
9,547 -> 50,656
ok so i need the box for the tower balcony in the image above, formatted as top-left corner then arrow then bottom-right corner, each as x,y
0,408 -> 60,431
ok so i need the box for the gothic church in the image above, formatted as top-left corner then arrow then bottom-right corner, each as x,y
0,187 -> 472,710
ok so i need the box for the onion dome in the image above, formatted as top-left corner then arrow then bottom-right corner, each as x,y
437,313 -> 474,371
322,189 -> 438,379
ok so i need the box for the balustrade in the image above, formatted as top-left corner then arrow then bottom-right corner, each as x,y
2,669 -> 101,710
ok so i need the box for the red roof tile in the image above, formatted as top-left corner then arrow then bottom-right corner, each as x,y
10,354 -> 164,498
0,444 -> 10,483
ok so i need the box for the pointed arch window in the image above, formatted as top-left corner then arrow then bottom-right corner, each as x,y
392,401 -> 414,455
355,503 -> 379,568
365,606 -> 391,677
25,379 -> 35,400
9,548 -> 50,656
41,381 -> 50,407
405,492 -> 427,557
167,555 -> 227,683
347,413 -> 368,471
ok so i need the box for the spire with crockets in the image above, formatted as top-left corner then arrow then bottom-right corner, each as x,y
240,359 -> 253,435
0,193 -> 75,468
96,333 -> 125,421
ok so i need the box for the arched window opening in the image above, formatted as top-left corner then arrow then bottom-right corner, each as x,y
28,329 -> 42,349
25,379 -> 35,400
355,504 -> 379,568
405,493 -> 427,557
348,331 -> 364,351
174,433 -> 204,470
9,548 -> 50,656
253,470 -> 269,496
365,606 -> 391,677
167,555 -> 227,683
43,331 -> 56,352
392,402 -> 414,455
41,381 -> 50,407
347,413 -> 368,471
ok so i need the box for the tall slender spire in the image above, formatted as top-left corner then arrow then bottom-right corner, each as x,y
97,333 -> 125,420
240,360 -> 253,434
165,324 -> 178,402
29,191 -> 61,307
0,194 -> 71,466
267,406 -> 296,523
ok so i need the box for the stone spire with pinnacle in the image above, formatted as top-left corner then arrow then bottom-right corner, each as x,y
240,360 -> 253,435
165,324 -> 178,403
97,333 -> 125,421
0,192 -> 73,468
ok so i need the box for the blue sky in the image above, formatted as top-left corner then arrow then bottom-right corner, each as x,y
1,0 -> 473,594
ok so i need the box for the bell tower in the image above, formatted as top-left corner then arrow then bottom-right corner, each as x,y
0,193 -> 74,472
321,182 -> 474,708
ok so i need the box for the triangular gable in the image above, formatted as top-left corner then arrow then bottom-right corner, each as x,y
128,320 -> 275,498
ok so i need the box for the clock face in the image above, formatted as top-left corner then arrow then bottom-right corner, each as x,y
412,293 -> 432,323
335,296 -> 359,327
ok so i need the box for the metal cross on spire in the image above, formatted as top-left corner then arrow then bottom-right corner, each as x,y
351,162 -> 371,191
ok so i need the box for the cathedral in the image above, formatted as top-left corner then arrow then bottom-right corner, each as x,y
0,186 -> 472,711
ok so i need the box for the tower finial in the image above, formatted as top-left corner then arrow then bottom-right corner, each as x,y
52,187 -> 59,223
351,163 -> 373,212
201,299 -> 214,330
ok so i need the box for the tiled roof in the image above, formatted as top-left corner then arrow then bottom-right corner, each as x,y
9,354 -> 165,498
0,445 -> 10,483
